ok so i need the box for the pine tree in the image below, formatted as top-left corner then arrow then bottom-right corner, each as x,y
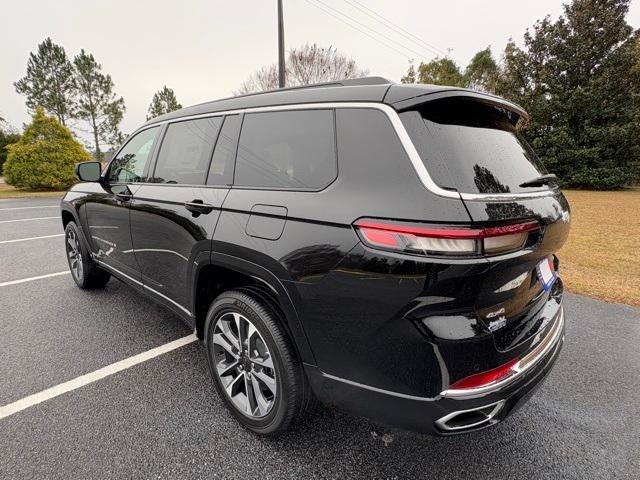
14,38 -> 76,126
147,86 -> 182,120
73,49 -> 126,160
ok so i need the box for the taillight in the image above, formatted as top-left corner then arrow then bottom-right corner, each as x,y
353,219 -> 539,257
448,358 -> 520,391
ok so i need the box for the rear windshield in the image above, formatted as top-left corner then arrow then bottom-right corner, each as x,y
400,98 -> 550,195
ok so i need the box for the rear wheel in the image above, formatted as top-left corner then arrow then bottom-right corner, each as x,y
64,221 -> 110,289
204,290 -> 312,435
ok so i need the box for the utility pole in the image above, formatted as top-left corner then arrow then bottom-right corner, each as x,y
277,0 -> 285,88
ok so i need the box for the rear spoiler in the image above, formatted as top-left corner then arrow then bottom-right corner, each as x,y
388,89 -> 529,126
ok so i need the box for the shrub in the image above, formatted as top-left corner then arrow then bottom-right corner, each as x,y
4,108 -> 89,189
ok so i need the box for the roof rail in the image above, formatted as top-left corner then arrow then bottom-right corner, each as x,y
229,76 -> 393,101
270,76 -> 393,93
148,77 -> 395,123
334,76 -> 393,86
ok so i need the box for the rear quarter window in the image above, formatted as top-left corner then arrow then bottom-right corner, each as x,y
400,98 -> 549,195
234,109 -> 336,190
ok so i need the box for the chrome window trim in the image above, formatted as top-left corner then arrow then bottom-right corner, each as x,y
135,102 -> 558,202
460,189 -> 560,202
95,260 -> 192,316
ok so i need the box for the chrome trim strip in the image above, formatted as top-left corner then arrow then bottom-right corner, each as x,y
460,189 -> 560,202
138,101 -> 556,202
96,260 -> 192,316
435,400 -> 505,432
96,259 -> 142,286
441,306 -> 564,399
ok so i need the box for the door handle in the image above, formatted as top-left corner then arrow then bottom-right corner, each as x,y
184,199 -> 214,215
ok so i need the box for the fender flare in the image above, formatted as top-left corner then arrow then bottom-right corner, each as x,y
60,203 -> 92,251
192,251 -> 316,365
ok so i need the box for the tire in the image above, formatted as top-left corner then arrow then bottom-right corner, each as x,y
204,289 -> 312,435
64,221 -> 111,289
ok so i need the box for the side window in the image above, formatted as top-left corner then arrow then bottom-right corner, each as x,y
235,110 -> 336,189
207,115 -> 241,186
153,117 -> 223,184
108,126 -> 160,183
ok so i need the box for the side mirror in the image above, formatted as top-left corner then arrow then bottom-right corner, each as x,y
75,161 -> 102,182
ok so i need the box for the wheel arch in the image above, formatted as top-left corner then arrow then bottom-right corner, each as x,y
192,252 -> 316,365
61,204 -> 92,249
61,208 -> 76,229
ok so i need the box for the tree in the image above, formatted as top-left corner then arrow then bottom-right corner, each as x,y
400,64 -> 417,84
463,47 -> 500,92
401,48 -> 499,92
14,38 -> 76,126
4,108 -> 90,189
236,43 -> 368,94
147,86 -> 182,120
0,123 -> 20,175
400,57 -> 464,87
497,0 -> 639,189
73,50 -> 126,160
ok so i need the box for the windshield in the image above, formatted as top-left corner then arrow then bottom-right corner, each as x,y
400,98 -> 550,195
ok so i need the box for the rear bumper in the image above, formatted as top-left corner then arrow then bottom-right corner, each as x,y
305,307 -> 565,435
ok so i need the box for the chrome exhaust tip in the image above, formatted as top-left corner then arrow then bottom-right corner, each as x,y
435,400 -> 505,432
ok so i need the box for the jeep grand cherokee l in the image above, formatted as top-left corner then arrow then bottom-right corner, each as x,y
61,77 -> 570,435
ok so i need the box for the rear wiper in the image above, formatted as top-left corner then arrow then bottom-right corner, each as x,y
519,173 -> 558,188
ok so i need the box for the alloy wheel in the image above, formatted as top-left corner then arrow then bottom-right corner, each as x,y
212,311 -> 277,418
66,230 -> 83,281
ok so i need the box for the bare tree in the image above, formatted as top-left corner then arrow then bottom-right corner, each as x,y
236,44 -> 368,94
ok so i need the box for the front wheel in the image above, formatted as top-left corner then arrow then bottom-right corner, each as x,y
64,221 -> 110,289
204,290 -> 313,435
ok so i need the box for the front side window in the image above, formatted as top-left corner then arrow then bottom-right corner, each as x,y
235,110 -> 336,189
153,117 -> 223,184
108,126 -> 160,183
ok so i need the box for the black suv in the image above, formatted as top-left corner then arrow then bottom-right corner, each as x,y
61,77 -> 570,436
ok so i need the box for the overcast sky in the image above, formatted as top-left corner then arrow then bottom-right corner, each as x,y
1,0 -> 639,138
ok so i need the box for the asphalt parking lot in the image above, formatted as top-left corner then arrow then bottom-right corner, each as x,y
1,196 -> 639,479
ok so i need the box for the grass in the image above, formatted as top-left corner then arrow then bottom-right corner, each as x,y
560,189 -> 640,306
0,181 -> 64,199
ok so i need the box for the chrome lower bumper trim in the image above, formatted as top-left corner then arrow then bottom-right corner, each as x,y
441,306 -> 565,399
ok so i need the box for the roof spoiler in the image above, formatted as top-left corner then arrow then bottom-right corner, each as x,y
391,89 -> 529,124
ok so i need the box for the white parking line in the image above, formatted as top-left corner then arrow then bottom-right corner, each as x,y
0,334 -> 198,420
0,234 -> 64,245
0,205 -> 58,211
0,271 -> 70,287
0,216 -> 59,224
